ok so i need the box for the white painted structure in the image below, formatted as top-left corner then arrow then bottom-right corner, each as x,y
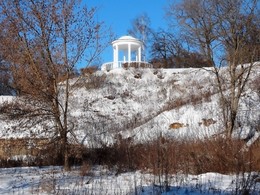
101,35 -> 151,71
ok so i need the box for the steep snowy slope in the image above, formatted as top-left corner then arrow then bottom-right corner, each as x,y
0,66 -> 259,147
69,67 -> 220,146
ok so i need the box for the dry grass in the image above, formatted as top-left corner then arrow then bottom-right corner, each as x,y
1,134 -> 259,176
80,161 -> 92,176
0,138 -> 48,158
82,136 -> 260,175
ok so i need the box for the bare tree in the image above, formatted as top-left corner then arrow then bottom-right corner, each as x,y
0,57 -> 13,95
150,29 -> 212,68
0,0 -> 112,170
168,0 -> 218,65
168,0 -> 260,138
214,0 -> 260,138
150,30 -> 182,68
127,13 -> 151,61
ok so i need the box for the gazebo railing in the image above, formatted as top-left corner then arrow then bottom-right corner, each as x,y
101,61 -> 152,71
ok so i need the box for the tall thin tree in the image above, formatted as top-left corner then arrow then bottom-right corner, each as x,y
127,13 -> 151,61
168,0 -> 260,138
0,0 -> 112,170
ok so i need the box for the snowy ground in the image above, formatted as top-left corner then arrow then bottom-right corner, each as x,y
0,66 -> 259,194
1,166 -> 259,194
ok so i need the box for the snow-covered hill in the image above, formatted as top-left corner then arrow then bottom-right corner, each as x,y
0,66 -> 259,146
0,66 -> 259,194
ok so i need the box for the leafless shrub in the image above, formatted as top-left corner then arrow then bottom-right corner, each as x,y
80,161 -> 92,176
153,69 -> 159,75
203,91 -> 212,102
104,95 -> 116,100
57,72 -> 78,83
86,136 -> 260,176
120,90 -> 132,99
83,74 -> 107,90
80,66 -> 98,76
134,72 -> 142,79
153,69 -> 164,79
250,75 -> 260,97
166,97 -> 187,110
198,118 -> 217,127
157,74 -> 164,79
190,93 -> 202,106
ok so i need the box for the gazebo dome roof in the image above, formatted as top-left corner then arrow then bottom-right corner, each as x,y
112,35 -> 143,50
118,35 -> 138,40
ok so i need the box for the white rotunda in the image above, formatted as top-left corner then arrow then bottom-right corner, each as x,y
101,35 -> 151,71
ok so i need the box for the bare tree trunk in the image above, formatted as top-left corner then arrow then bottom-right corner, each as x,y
61,130 -> 70,171
62,70 -> 70,171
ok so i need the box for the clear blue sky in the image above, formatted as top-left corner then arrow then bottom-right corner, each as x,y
85,0 -> 170,64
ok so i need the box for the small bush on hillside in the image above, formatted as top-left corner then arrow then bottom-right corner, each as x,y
134,73 -> 142,79
58,71 -> 79,83
153,69 -> 164,79
129,68 -> 143,79
84,74 -> 107,89
250,75 -> 260,96
80,66 -> 98,75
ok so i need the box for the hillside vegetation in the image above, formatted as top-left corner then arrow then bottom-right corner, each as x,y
0,65 -> 259,157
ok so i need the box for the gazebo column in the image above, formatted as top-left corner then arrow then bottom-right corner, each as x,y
138,46 -> 141,61
113,44 -> 118,68
123,51 -> 127,62
128,43 -> 131,63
